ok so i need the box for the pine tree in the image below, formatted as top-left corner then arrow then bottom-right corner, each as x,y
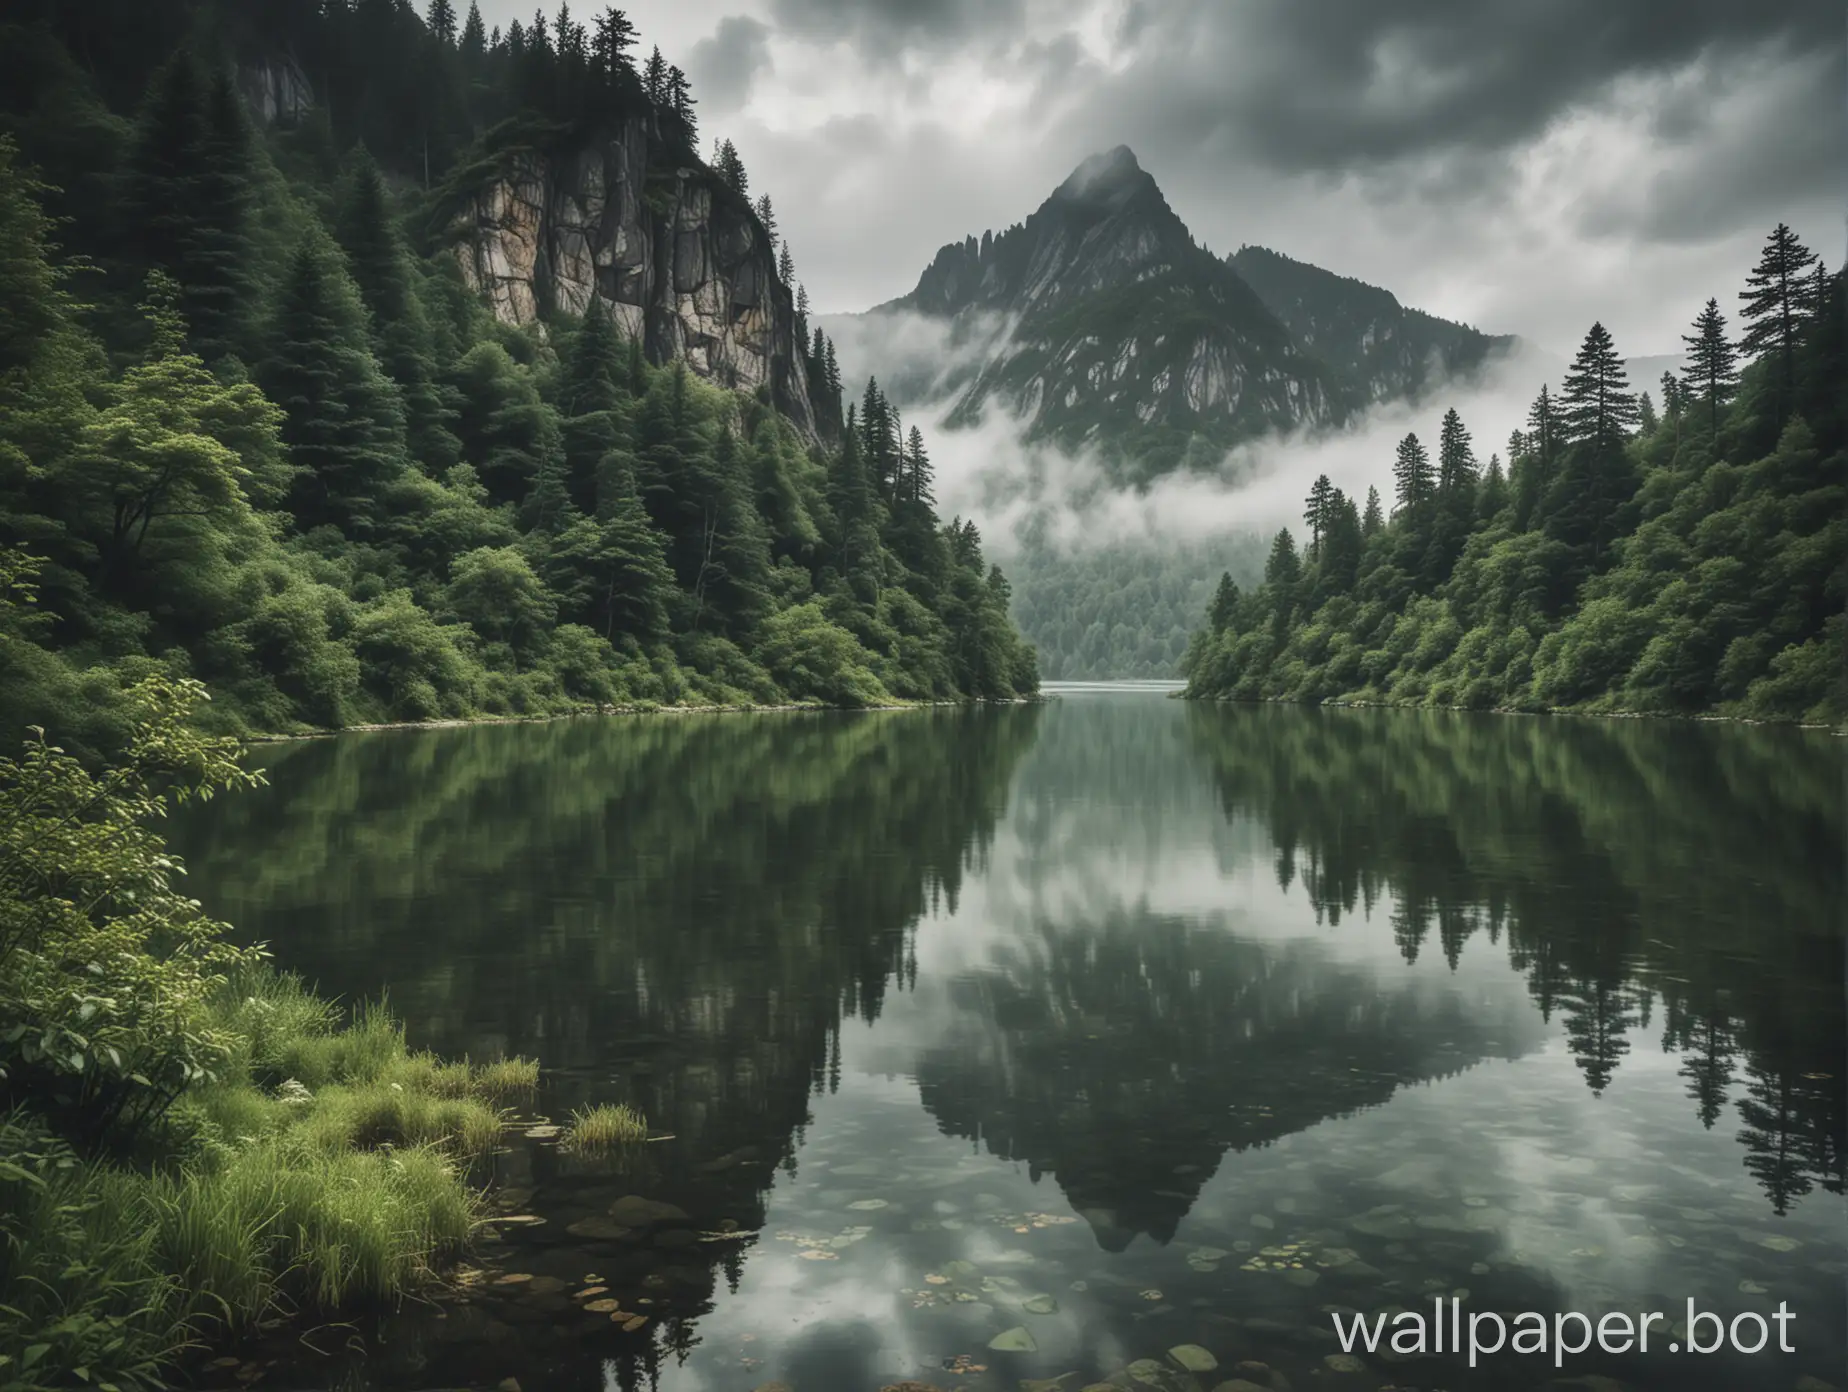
261,231 -> 408,535
1391,432 -> 1433,513
778,242 -> 795,286
1360,485 -> 1383,537
334,148 -> 458,470
426,0 -> 457,44
1738,223 -> 1819,425
593,9 -> 639,78
1680,297 -> 1739,436
667,66 -> 696,143
1303,474 -> 1335,557
713,139 -> 747,196
795,283 -> 810,320
125,55 -> 257,364
904,424 -> 934,506
1525,384 -> 1559,485
1477,452 -> 1507,521
754,194 -> 777,247
1558,321 -> 1637,449
1207,572 -> 1240,632
643,46 -> 667,105
460,2 -> 486,62
1636,390 -> 1657,435
1436,408 -> 1477,494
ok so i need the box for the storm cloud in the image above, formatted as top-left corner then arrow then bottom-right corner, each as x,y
474,0 -> 1844,357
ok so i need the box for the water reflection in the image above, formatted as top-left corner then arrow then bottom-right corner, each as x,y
166,695 -> 1845,1391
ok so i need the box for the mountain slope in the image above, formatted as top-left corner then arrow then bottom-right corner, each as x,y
1228,244 -> 1515,405
874,147 -> 1346,483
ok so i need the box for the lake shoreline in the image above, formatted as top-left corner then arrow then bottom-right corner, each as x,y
244,694 -> 1050,743
1174,689 -> 1845,733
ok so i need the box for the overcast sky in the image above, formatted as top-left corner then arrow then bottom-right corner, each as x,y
476,0 -> 1845,358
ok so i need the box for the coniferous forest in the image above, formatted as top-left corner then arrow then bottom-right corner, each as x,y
0,0 -> 1037,759
1183,229 -> 1845,725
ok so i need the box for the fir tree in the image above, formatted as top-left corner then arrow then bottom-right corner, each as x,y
1738,223 -> 1819,425
125,54 -> 256,364
261,231 -> 408,535
1681,297 -> 1739,436
667,65 -> 696,143
1436,407 -> 1477,495
1207,572 -> 1240,632
334,148 -> 458,470
1360,485 -> 1384,537
426,0 -> 458,44
713,139 -> 747,196
1303,474 -> 1335,557
754,193 -> 777,248
1477,452 -> 1507,521
778,242 -> 795,286
460,2 -> 486,62
593,9 -> 639,77
1391,432 -> 1433,513
1558,321 -> 1637,450
904,424 -> 934,506
643,46 -> 667,105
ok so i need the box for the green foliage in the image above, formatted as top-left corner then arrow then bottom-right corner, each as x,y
562,1101 -> 648,1153
0,679 -> 526,1386
1185,243 -> 1844,727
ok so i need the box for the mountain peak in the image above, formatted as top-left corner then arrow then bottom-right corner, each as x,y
1053,146 -> 1150,205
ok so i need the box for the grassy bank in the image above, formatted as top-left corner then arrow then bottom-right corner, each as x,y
0,677 -> 540,1390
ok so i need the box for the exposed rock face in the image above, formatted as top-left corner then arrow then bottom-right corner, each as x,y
238,59 -> 312,126
449,120 -> 815,435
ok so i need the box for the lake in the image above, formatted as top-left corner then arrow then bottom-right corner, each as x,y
168,689 -> 1846,1392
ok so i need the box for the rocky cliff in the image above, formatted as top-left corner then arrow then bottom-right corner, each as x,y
446,119 -> 816,435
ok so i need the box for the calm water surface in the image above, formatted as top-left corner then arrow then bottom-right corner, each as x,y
170,690 -> 1846,1392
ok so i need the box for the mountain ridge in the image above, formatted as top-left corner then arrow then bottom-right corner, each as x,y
855,147 -> 1518,482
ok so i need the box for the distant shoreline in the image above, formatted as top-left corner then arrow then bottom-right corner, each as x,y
244,695 -> 1048,743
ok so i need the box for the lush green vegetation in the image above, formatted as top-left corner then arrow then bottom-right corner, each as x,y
0,1 -> 1035,758
1184,225 -> 1844,724
1006,532 -> 1268,679
0,661 -> 545,1388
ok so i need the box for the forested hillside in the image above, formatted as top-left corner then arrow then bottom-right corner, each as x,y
1008,533 -> 1269,680
1183,226 -> 1845,725
0,0 -> 1036,752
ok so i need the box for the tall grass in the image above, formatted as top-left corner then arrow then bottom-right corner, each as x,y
1,972 -> 533,1388
562,1102 -> 649,1153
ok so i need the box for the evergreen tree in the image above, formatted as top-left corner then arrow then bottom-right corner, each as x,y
1524,383 -> 1559,501
124,54 -> 256,364
1477,452 -> 1507,521
1320,490 -> 1362,595
713,139 -> 747,196
1302,473 -> 1335,557
460,2 -> 487,62
795,283 -> 810,320
593,9 -> 639,77
1263,528 -> 1300,629
1436,407 -> 1477,495
778,242 -> 795,286
1558,321 -> 1637,449
754,193 -> 777,248
667,65 -> 696,143
261,231 -> 408,535
334,149 -> 459,470
1207,572 -> 1240,632
1636,390 -> 1657,435
1680,297 -> 1739,436
1360,485 -> 1384,537
426,0 -> 458,44
643,46 -> 667,105
1738,223 -> 1818,426
1391,432 -> 1433,513
904,424 -> 935,506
